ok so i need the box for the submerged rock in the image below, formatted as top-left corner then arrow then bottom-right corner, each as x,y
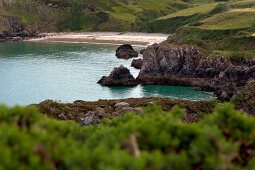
98,65 -> 138,86
131,58 -> 143,69
116,44 -> 138,59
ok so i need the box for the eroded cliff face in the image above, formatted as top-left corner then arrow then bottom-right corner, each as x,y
98,43 -> 255,101
0,0 -> 23,40
133,43 -> 254,100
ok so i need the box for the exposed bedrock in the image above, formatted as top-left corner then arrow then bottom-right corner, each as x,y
136,43 -> 255,100
0,16 -> 40,42
97,65 -> 138,86
131,58 -> 143,69
99,43 -> 254,100
231,79 -> 255,115
115,44 -> 138,59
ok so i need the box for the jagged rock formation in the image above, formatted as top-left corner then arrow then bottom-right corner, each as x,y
136,43 -> 255,99
131,58 -> 143,69
116,44 -> 138,59
98,43 -> 255,100
97,65 -> 137,86
231,79 -> 255,115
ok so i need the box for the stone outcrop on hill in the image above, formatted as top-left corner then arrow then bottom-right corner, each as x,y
97,65 -> 137,86
0,16 -> 39,42
116,44 -> 138,59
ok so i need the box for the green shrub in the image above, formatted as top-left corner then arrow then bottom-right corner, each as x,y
0,103 -> 255,169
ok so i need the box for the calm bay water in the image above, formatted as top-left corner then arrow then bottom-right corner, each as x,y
0,42 -> 214,105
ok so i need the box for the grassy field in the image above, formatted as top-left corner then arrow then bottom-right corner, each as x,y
158,3 -> 218,20
198,11 -> 255,30
156,0 -> 255,59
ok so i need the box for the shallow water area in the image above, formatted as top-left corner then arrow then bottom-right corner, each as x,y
0,42 -> 215,105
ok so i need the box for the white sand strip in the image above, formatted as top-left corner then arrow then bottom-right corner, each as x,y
26,32 -> 169,46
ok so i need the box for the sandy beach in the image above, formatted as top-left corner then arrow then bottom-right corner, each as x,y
27,32 -> 170,46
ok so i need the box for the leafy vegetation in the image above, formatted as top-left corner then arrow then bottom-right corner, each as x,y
0,103 -> 255,169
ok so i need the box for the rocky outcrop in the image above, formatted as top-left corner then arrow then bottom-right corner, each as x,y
136,43 -> 255,100
131,58 -> 143,69
98,43 -> 254,100
116,44 -> 138,59
140,49 -> 145,55
231,79 -> 255,115
38,98 -> 217,125
98,65 -> 138,86
0,16 -> 39,42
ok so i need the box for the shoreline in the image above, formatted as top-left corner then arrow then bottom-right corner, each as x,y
26,32 -> 170,46
37,97 -> 217,124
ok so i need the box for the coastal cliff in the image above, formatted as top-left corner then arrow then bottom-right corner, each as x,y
138,44 -> 255,94
99,43 -> 255,101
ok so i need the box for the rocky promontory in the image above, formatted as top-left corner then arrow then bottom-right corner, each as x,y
137,43 -> 255,99
99,43 -> 255,100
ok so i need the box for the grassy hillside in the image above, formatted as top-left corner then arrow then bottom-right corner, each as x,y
156,0 -> 255,59
0,0 -> 255,58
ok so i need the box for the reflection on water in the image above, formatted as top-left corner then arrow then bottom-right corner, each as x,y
0,42 -> 215,105
108,86 -> 137,98
141,85 -> 214,100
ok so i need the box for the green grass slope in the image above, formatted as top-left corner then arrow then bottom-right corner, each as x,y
0,0 -> 220,32
158,0 -> 255,59
1,0 -> 255,59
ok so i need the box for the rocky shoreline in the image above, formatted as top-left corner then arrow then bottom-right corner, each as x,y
98,43 -> 255,101
36,42 -> 255,126
37,97 -> 217,125
0,15 -> 42,42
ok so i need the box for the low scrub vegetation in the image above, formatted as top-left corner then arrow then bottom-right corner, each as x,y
1,103 -> 255,169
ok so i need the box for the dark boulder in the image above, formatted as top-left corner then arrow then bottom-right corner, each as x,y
140,49 -> 145,55
131,59 -> 143,69
116,44 -> 138,59
98,65 -> 138,86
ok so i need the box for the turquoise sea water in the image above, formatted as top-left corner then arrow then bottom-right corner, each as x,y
0,42 -> 214,105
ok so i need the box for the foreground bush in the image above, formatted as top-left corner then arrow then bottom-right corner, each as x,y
0,103 -> 255,170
